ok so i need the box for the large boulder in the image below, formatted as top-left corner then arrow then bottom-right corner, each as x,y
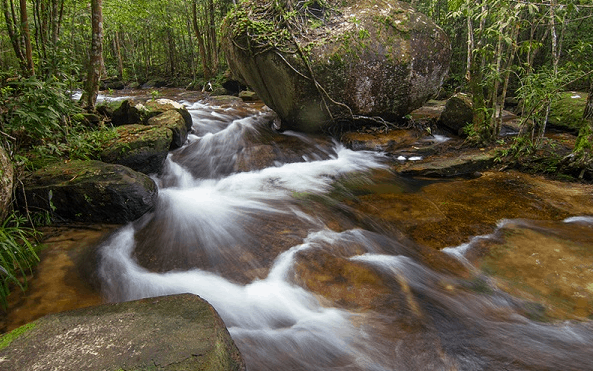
100,124 -> 173,175
0,294 -> 246,371
0,145 -> 13,221
222,0 -> 450,132
19,160 -> 157,223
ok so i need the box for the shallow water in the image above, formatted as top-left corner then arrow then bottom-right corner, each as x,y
89,101 -> 593,370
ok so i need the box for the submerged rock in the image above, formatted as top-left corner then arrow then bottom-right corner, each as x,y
0,294 -> 246,371
100,124 -> 173,174
341,129 -> 421,152
0,145 -> 13,222
223,0 -> 450,132
468,219 -> 593,320
350,170 -> 593,250
19,160 -> 157,223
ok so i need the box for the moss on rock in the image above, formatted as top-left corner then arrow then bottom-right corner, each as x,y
222,0 -> 450,132
18,160 -> 157,223
0,294 -> 245,370
548,91 -> 587,133
100,125 -> 173,175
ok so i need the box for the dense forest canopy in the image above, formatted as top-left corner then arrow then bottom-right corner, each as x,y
0,0 -> 592,152
0,0 -> 590,90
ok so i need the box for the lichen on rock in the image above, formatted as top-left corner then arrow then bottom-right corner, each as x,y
222,0 -> 450,133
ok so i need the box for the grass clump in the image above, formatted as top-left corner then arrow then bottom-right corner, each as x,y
0,212 -> 42,310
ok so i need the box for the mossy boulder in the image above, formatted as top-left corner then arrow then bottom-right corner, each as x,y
222,0 -> 450,132
0,145 -> 13,221
439,92 -> 473,136
147,109 -> 190,149
0,294 -> 246,371
100,98 -> 192,131
100,125 -> 173,174
18,160 -> 157,223
548,91 -> 587,133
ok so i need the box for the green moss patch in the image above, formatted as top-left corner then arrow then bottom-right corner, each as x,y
0,322 -> 36,350
548,91 -> 587,132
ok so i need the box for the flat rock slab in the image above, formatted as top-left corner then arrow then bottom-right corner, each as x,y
395,150 -> 497,177
0,294 -> 245,371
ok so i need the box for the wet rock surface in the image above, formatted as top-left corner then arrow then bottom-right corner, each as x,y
0,294 -> 246,371
395,148 -> 498,177
466,218 -> 593,320
349,170 -> 593,250
19,160 -> 158,223
147,109 -> 189,149
1,225 -> 117,332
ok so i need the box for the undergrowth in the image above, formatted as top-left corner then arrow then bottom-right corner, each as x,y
0,212 -> 42,311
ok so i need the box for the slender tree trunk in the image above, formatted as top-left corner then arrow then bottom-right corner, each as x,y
192,0 -> 209,79
114,30 -> 124,79
207,0 -> 217,73
495,21 -> 519,137
80,0 -> 103,111
584,81 -> 593,122
20,0 -> 34,76
3,0 -> 26,68
538,0 -> 559,146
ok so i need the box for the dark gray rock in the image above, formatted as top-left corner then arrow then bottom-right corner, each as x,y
18,160 -> 157,223
439,93 -> 473,136
396,150 -> 497,178
0,294 -> 246,371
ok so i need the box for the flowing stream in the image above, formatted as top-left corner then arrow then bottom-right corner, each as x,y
96,101 -> 593,371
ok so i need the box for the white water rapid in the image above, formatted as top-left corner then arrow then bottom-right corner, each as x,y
97,101 -> 593,371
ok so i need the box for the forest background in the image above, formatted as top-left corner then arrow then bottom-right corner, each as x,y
0,0 -> 592,308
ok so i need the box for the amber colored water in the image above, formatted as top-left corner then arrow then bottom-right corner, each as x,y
4,95 -> 593,370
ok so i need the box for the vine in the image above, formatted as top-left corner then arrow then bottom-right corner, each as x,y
224,0 -> 399,131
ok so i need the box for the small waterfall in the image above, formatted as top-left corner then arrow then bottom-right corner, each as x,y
97,101 -> 593,371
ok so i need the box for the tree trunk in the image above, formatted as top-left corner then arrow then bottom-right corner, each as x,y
80,0 -> 103,111
114,30 -> 124,80
3,0 -> 26,68
20,0 -> 34,76
192,0 -> 209,79
584,81 -> 593,122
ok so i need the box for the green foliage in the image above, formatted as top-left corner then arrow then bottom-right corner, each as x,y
515,67 -> 578,145
28,125 -> 120,168
0,212 -> 42,310
0,74 -> 81,147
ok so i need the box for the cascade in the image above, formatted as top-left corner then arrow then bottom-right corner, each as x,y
96,101 -> 593,370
